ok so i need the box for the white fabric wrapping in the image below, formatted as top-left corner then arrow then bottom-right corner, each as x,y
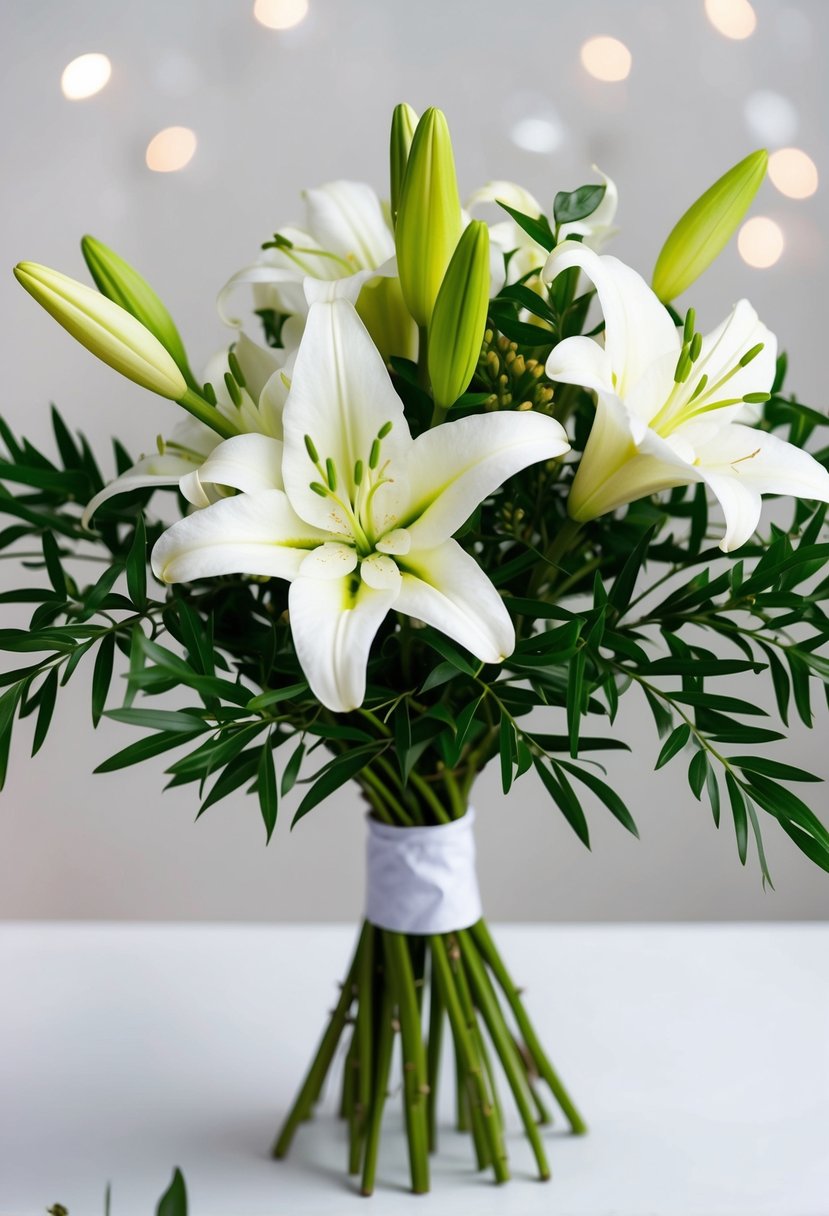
365,809 -> 482,934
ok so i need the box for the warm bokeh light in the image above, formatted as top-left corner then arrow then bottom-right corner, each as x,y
580,36 -> 632,82
738,217 -> 784,268
60,53 -> 112,100
253,0 -> 309,29
768,147 -> 818,200
145,126 -> 198,173
704,0 -> 757,40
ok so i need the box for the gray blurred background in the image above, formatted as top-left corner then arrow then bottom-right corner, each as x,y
1,0 -> 827,922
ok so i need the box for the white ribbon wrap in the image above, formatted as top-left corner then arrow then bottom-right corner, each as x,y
365,809 -> 482,935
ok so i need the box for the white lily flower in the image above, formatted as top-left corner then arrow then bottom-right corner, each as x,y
467,168 -> 618,286
152,300 -> 570,712
218,180 -> 416,361
82,333 -> 291,526
543,243 -> 829,551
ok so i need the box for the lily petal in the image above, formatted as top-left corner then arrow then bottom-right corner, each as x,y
83,452 -> 202,528
559,166 -> 619,248
151,489 -> 328,584
289,572 -> 398,712
281,299 -> 410,533
397,539 -> 515,662
397,411 -> 570,549
179,433 -> 284,507
466,180 -> 544,219
233,331 -> 285,401
694,424 -> 829,550
543,244 -> 680,398
304,181 -> 395,271
545,334 -> 615,396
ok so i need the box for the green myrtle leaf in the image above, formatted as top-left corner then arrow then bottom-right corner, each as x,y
280,739 -> 305,797
558,760 -> 639,837
156,1168 -> 187,1216
495,200 -> 555,252
32,668 -> 59,756
655,723 -> 691,770
91,633 -> 115,727
257,739 -> 278,842
292,745 -> 385,827
126,517 -> 147,609
554,183 -> 606,226
725,771 -> 748,865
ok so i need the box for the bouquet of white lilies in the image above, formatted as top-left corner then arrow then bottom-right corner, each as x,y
5,105 -> 829,1195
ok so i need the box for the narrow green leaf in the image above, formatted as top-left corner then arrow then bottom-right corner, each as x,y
156,1168 -> 187,1216
688,750 -> 709,800
729,756 -> 821,783
32,668 -> 59,756
257,739 -> 278,842
94,730 -> 189,773
706,764 -> 721,828
280,739 -> 305,797
558,760 -> 639,837
655,723 -> 690,769
495,199 -> 555,251
533,756 -> 590,847
91,633 -> 115,727
608,524 -> 656,617
126,517 -> 147,609
246,681 -> 309,711
41,531 -> 67,598
566,650 -> 585,757
0,684 -> 22,789
292,745 -> 385,827
199,748 -> 261,816
105,708 -> 209,734
725,771 -> 748,865
499,712 -> 516,794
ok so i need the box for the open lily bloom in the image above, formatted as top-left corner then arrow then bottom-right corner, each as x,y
82,333 -> 290,526
218,180 -> 415,362
467,169 -> 618,285
543,243 -> 829,550
152,299 -> 570,711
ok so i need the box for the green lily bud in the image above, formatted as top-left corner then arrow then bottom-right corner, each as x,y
395,107 -> 463,328
652,149 -> 768,302
14,261 -> 187,399
81,235 -> 194,384
428,221 -> 490,412
389,102 -> 418,227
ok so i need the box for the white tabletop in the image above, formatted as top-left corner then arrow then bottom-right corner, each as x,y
1,923 -> 827,1216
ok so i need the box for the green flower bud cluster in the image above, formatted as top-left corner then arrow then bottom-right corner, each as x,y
476,329 -> 554,413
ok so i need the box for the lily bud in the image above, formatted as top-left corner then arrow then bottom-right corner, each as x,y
14,261 -> 187,400
389,102 -> 418,228
428,220 -> 490,411
81,235 -> 193,383
395,107 -> 462,328
652,149 -> 768,302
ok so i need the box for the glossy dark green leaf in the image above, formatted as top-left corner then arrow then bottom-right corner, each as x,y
257,739 -> 278,842
156,1168 -> 187,1216
558,760 -> 639,837
499,712 -> 516,794
495,200 -> 555,251
198,748 -> 261,816
655,723 -> 690,770
534,757 -> 590,847
725,771 -> 748,865
280,739 -> 305,797
126,517 -> 147,609
91,633 -> 115,727
94,730 -> 190,773
105,708 -> 209,734
608,524 -> 656,617
729,756 -> 821,783
41,531 -> 66,598
688,750 -> 708,800
566,650 -> 585,757
31,668 -> 58,756
292,745 -> 385,827
553,184 -> 606,226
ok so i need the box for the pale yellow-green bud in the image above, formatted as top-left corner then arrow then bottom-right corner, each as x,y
652,149 -> 768,302
395,107 -> 462,328
428,220 -> 490,411
389,102 -> 418,228
81,235 -> 194,384
14,262 -> 187,400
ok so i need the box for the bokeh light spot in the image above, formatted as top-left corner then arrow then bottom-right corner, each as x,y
705,0 -> 757,40
738,217 -> 784,268
145,127 -> 197,173
768,147 -> 818,199
580,37 -> 632,83
253,0 -> 309,29
61,53 -> 112,100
